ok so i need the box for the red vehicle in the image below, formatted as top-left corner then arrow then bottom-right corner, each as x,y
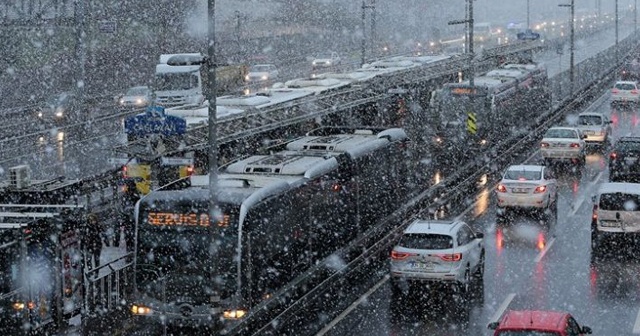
488,310 -> 593,335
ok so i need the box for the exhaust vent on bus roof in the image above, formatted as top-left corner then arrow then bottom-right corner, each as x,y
354,129 -> 374,135
303,145 -> 334,151
218,178 -> 251,188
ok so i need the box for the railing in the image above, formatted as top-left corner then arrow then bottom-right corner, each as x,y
82,253 -> 134,331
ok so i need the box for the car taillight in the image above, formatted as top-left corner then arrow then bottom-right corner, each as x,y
534,185 -> 547,193
612,88 -> 619,94
610,152 -> 617,160
592,204 -> 598,220
438,253 -> 462,262
632,89 -> 639,95
569,143 -> 580,148
391,250 -> 413,260
541,142 -> 550,148
496,184 -> 507,193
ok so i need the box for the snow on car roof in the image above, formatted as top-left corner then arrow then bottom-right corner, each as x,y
506,165 -> 544,172
404,219 -> 458,235
597,182 -> 640,195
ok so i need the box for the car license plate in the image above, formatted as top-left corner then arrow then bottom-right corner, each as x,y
411,261 -> 434,270
513,188 -> 528,193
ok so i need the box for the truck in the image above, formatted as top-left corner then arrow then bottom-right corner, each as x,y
153,53 -> 248,107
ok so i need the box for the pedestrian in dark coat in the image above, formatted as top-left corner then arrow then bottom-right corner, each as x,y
85,213 -> 105,270
118,178 -> 141,255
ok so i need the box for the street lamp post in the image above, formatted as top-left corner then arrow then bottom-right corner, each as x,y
559,0 -> 575,95
168,0 -> 221,330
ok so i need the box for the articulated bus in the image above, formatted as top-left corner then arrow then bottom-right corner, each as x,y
130,127 -> 411,329
429,61 -> 550,161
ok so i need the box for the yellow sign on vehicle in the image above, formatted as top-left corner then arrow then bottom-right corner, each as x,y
123,164 -> 151,195
467,112 -> 477,135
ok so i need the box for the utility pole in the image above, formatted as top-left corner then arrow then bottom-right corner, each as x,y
371,0 -> 376,59
527,0 -> 530,29
615,0 -> 619,64
559,0 -> 575,95
74,0 -> 87,107
635,0 -> 638,33
449,0 -> 474,85
360,0 -> 374,66
469,0 -> 474,86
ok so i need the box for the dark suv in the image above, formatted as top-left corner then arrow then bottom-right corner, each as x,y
609,136 -> 640,182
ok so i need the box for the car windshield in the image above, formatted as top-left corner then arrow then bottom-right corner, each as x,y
497,332 -> 559,336
45,93 -> 69,105
399,233 -> 453,250
504,169 -> 541,181
599,192 -> 640,211
250,65 -> 272,72
615,83 -> 636,90
578,115 -> 602,126
544,129 -> 577,139
616,140 -> 640,152
126,87 -> 149,95
316,54 -> 334,59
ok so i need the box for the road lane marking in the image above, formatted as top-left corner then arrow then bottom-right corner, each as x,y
534,237 -> 556,263
316,275 -> 389,336
569,171 -> 603,217
633,308 -> 640,334
489,293 -> 516,323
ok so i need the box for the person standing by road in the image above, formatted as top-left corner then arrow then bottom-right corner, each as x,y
85,213 -> 105,270
118,178 -> 141,255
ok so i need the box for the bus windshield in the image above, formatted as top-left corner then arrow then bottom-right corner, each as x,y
438,86 -> 488,124
154,72 -> 198,91
136,198 -> 240,303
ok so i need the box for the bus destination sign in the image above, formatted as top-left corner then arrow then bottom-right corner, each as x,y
147,212 -> 230,227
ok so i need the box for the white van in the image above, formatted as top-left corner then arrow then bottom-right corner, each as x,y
591,182 -> 640,254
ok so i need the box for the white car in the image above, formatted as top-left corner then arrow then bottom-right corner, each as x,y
591,182 -> 640,256
390,220 -> 484,300
574,112 -> 612,147
312,52 -> 341,69
119,86 -> 152,108
245,64 -> 279,82
611,80 -> 640,106
496,165 -> 558,217
540,127 -> 586,165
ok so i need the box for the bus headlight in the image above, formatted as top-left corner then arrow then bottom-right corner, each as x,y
131,304 -> 153,315
223,309 -> 246,319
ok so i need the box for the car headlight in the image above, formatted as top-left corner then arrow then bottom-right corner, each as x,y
223,309 -> 246,319
55,108 -> 64,117
245,75 -> 250,81
261,75 -> 268,80
136,98 -> 143,105
131,304 -> 153,315
37,111 -> 43,118
120,98 -> 125,105
312,61 -> 317,65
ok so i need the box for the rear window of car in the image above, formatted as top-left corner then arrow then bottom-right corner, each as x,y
578,115 -> 602,126
615,83 -> 637,90
399,233 -> 453,250
599,192 -> 640,211
616,140 -> 640,152
504,169 -> 541,181
544,129 -> 577,139
497,332 -> 559,336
